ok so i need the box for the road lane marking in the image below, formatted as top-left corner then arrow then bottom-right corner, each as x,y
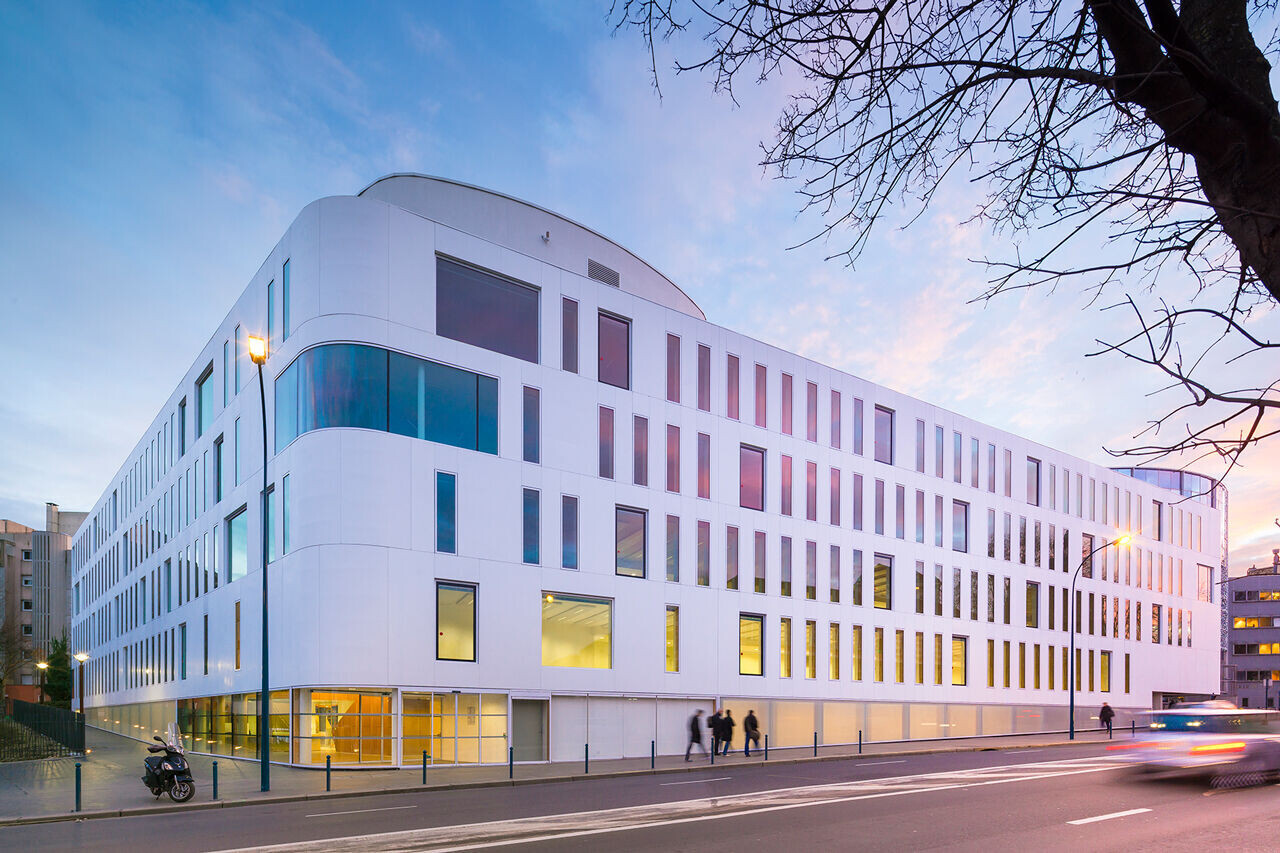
228,756 -> 1129,852
306,805 -> 418,818
660,776 -> 732,786
1067,808 -> 1152,826
859,760 -> 907,766
1008,749 -> 1042,754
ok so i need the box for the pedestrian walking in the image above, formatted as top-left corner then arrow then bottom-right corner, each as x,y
1099,702 -> 1115,738
708,709 -> 724,756
686,710 -> 708,760
743,709 -> 761,757
721,710 -> 736,756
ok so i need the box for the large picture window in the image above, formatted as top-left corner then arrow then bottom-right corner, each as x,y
436,257 -> 539,363
739,613 -> 763,675
542,593 -> 611,668
598,312 -> 631,389
436,582 -> 476,662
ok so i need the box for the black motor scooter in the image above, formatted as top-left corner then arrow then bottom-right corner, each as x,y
142,733 -> 196,802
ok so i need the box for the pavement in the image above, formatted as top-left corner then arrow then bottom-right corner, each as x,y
0,724 -> 1130,825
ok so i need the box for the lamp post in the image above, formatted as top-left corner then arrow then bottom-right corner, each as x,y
73,652 -> 89,717
1069,534 -> 1131,739
247,333 -> 270,793
35,660 -> 48,704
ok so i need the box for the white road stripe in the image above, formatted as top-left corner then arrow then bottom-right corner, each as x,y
660,776 -> 732,786
859,760 -> 907,766
306,805 -> 418,818
1067,808 -> 1152,826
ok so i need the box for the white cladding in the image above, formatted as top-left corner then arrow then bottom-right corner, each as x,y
70,175 -> 1221,761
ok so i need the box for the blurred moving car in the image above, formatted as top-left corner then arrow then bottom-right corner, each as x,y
1110,700 -> 1280,784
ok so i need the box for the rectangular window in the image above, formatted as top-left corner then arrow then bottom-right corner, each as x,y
953,431 -> 963,483
805,620 -> 817,679
831,469 -> 842,526
1027,457 -> 1041,505
952,500 -> 969,553
666,606 -> 679,673
853,397 -> 865,454
616,507 -> 646,578
851,624 -> 863,681
804,461 -> 818,521
234,324 -> 242,391
780,617 -> 793,678
522,386 -> 541,464
227,507 -> 247,583
830,623 -> 842,680
935,425 -> 944,478
895,484 -> 905,539
781,373 -> 794,435
934,563 -> 944,616
561,297 -> 578,372
805,539 -> 818,600
830,389 -> 842,448
1004,577 -> 1012,625
727,354 -> 740,419
179,622 -> 187,680
934,633 -> 944,685
1101,650 -> 1111,692
934,495 -> 944,547
195,365 -> 214,439
697,432 -> 711,499
740,444 -> 764,510
697,520 -> 711,586
1003,513 -> 1012,561
281,474 -> 290,555
633,415 -> 648,486
830,545 -> 841,603
666,515 -> 679,582
874,627 -> 885,682
233,417 -> 240,485
435,471 -> 458,554
740,614 -> 764,676
915,561 -> 925,614
1003,448 -> 1013,497
781,455 -> 793,516
754,363 -> 767,427
806,381 -> 818,442
852,473 -> 863,531
561,496 -> 578,570
437,257 -> 539,362
203,615 -> 209,675
874,478 -> 885,535
874,406 -> 894,464
874,554 -> 893,610
234,600 -> 240,670
915,490 -> 925,543
598,312 -> 631,389
542,593 -> 611,668
214,436 -> 224,503
267,279 -> 274,357
598,407 -> 614,479
697,344 -> 711,411
895,629 -> 906,683
436,582 -> 477,661
782,537 -> 794,597
666,425 -> 681,493
953,567 -> 962,618
726,525 -> 740,590
522,489 -> 539,564
915,631 -> 925,684
281,259 -> 290,341
222,340 -> 229,407
915,419 -> 926,473
666,334 -> 681,402
754,531 -> 767,594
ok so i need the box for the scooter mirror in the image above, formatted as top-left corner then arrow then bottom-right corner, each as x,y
154,736 -> 165,743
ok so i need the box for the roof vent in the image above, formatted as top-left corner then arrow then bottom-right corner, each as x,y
587,259 -> 620,288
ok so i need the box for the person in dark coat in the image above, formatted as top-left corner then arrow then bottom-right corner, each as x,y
743,709 -> 761,757
708,709 -> 724,756
1099,702 -> 1115,737
685,709 -> 708,760
720,710 -> 736,756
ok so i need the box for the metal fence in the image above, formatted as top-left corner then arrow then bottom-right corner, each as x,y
2,699 -> 84,760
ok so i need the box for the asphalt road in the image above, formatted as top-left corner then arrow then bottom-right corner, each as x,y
3,743 -> 1276,851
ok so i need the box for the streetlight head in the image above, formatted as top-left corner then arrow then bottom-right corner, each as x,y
74,652 -> 89,663
1115,534 -> 1132,546
36,661 -> 48,670
247,334 -> 267,364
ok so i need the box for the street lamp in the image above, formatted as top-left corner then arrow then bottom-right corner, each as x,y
248,333 -> 270,793
35,661 -> 48,704
1070,534 -> 1130,740
73,652 -> 89,717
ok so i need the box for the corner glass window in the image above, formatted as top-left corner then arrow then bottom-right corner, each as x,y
542,593 -> 611,668
436,582 -> 476,662
616,507 -> 646,578
436,257 -> 539,363
598,313 -> 630,389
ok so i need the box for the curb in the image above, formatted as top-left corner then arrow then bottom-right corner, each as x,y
0,735 -> 1119,828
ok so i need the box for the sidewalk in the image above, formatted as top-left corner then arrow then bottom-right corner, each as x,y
0,725 -> 1128,826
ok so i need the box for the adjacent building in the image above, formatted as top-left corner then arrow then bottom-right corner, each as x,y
70,175 -> 1225,767
1223,549 -> 1280,708
1,503 -> 86,702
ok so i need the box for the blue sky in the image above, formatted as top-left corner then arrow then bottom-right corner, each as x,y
2,0 -> 1277,568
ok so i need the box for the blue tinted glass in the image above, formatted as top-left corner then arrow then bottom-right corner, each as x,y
274,361 -> 299,450
523,489 -> 539,564
562,496 -> 578,570
300,344 -> 386,432
523,387 -> 540,463
477,375 -> 498,454
228,510 -> 247,583
436,258 -> 539,363
436,473 -> 456,554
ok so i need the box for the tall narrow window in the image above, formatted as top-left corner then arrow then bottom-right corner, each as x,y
666,425 -> 681,493
561,495 -> 578,570
281,259 -> 290,341
952,500 -> 969,552
522,386 -> 541,464
806,461 -> 818,521
805,539 -> 817,600
915,489 -> 925,543
987,443 -> 996,492
616,507 -> 646,578
222,340 -> 229,406
727,354 -> 740,419
739,614 -> 763,675
953,431 -> 962,483
233,417 -> 240,485
1027,457 -> 1041,505
874,554 -> 893,609
915,631 -> 926,684
666,606 -> 679,672
697,432 -> 711,499
781,373 -> 794,435
830,468 -> 841,525
895,484 -> 905,538
666,515 -> 680,582
195,365 -> 214,439
599,407 -> 614,479
934,494 -> 944,547
853,397 -> 864,455
934,425 -> 944,478
281,474 -> 290,555
1003,448 -> 1013,497
697,520 -> 711,586
915,561 -> 925,614
806,381 -> 818,442
436,472 -> 457,554
697,344 -> 711,411
780,617 -> 793,678
781,536 -> 793,597
915,419 -> 927,473
179,622 -> 187,680
754,530 -> 767,593
633,415 -> 649,486
227,507 -> 247,583
234,324 -> 242,392
267,279 -> 275,356
830,544 -> 841,602
1026,581 -> 1039,628
875,406 -> 894,464
234,600 -> 241,670
214,436 -> 224,503
178,398 -> 187,457
754,363 -> 767,427
830,623 -> 841,680
830,389 -> 842,448
851,625 -> 863,680
740,445 -> 765,510
522,488 -> 539,564
781,455 -> 793,516
874,627 -> 885,682
852,473 -> 863,531
598,312 -> 630,389
874,478 -> 885,535
436,582 -> 477,661
726,526 -> 739,590
666,334 -> 681,403
561,297 -> 578,373
805,620 -> 817,678
851,549 -> 863,606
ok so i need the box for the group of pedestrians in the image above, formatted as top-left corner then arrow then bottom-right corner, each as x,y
686,708 -> 762,760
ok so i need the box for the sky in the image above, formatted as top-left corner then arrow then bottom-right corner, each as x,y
1,0 -> 1276,571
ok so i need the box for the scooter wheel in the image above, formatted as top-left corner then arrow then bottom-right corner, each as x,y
168,780 -> 195,803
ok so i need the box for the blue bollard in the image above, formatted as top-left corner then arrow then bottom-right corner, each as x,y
509,746 -> 514,780
212,760 -> 219,800
584,743 -> 589,775
813,731 -> 818,757
326,754 -> 331,791
859,729 -> 863,754
75,762 -> 81,812
423,751 -> 428,785
764,733 -> 769,761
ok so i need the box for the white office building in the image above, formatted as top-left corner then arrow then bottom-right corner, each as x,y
70,175 -> 1224,767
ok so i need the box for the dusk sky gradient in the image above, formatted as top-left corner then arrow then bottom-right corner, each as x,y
1,0 -> 1277,571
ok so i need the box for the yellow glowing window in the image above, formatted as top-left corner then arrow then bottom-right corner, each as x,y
665,606 -> 679,673
436,582 -> 476,662
780,617 -> 792,678
952,636 -> 967,686
541,593 -> 611,669
739,614 -> 763,676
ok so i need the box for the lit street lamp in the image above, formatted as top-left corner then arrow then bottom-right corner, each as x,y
1070,534 -> 1130,740
247,333 -> 270,793
35,660 -> 48,704
74,652 -> 89,717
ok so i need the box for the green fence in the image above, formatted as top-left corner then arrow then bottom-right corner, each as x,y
2,699 -> 84,760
